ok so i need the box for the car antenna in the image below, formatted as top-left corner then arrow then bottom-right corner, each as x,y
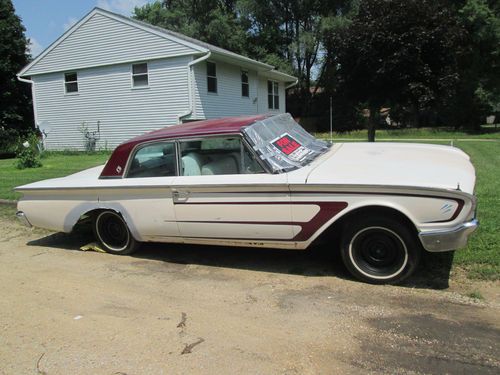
456,182 -> 461,191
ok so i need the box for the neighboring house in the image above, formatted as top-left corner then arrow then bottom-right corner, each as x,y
18,7 -> 297,150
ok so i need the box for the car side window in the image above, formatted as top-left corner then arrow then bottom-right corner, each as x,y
179,137 -> 264,176
127,142 -> 176,178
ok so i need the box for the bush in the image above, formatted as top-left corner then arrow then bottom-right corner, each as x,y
16,133 -> 42,169
0,128 -> 21,157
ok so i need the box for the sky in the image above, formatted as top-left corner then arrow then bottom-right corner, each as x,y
12,0 -> 155,57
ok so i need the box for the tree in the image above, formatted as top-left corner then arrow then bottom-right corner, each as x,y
325,0 -> 465,140
134,0 -> 350,117
134,1 -> 247,55
451,0 -> 500,130
238,0 -> 341,116
0,0 -> 33,146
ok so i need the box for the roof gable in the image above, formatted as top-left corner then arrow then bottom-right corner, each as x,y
19,7 -> 296,82
20,8 -> 206,76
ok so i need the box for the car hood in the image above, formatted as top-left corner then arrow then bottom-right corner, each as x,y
306,143 -> 476,194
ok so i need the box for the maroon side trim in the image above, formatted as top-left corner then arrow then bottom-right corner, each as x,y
293,201 -> 348,241
426,199 -> 465,223
181,201 -> 290,205
291,191 -> 465,223
177,201 -> 348,241
176,191 -> 465,224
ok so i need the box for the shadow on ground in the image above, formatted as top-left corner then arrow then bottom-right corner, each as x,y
27,226 -> 454,290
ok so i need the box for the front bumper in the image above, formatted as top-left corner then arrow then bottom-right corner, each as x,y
16,211 -> 32,228
419,219 -> 479,252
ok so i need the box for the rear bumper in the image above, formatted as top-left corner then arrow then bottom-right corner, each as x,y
16,211 -> 32,228
419,219 -> 479,252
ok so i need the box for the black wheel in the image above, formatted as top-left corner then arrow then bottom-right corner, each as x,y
340,216 -> 420,284
93,211 -> 140,255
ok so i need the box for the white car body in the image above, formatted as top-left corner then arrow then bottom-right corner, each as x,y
16,114 -> 477,256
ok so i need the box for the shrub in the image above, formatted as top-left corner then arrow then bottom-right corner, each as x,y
16,133 -> 42,169
0,127 -> 21,156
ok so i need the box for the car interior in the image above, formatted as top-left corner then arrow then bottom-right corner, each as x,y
127,137 -> 263,178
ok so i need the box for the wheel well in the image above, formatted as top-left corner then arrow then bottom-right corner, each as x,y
313,205 -> 419,247
73,208 -> 119,230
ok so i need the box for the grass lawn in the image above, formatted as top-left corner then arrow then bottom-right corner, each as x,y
0,135 -> 498,281
315,126 -> 500,140
452,141 -> 499,280
0,153 -> 110,200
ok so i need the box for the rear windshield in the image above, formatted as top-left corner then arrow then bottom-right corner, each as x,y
242,113 -> 330,173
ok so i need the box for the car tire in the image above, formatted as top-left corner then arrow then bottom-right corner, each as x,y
340,216 -> 421,284
93,210 -> 140,255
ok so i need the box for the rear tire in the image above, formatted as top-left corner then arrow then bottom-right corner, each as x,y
340,216 -> 420,284
93,210 -> 140,255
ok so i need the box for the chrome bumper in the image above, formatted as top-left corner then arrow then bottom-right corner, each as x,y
419,219 -> 479,252
16,211 -> 32,228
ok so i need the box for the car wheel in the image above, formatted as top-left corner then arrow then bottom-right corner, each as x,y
93,211 -> 139,255
340,216 -> 420,284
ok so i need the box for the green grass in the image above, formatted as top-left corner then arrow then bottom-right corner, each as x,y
451,141 -> 499,280
467,290 -> 485,300
0,153 -> 110,200
0,139 -> 498,281
315,126 -> 500,140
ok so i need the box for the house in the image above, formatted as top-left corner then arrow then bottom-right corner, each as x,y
18,7 -> 297,150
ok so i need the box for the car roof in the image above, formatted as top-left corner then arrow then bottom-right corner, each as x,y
127,114 -> 270,143
100,114 -> 271,178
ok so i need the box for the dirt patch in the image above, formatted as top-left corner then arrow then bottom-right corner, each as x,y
0,212 -> 498,374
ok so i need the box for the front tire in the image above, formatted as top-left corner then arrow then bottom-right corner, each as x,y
93,211 -> 140,255
340,216 -> 420,284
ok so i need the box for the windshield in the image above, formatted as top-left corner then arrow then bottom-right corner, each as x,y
242,113 -> 330,173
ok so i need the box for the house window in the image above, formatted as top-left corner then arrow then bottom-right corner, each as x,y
207,61 -> 217,93
132,63 -> 149,88
268,80 -> 279,109
241,71 -> 249,97
64,72 -> 78,93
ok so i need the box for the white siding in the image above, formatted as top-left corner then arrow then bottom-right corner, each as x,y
192,61 -> 260,119
26,13 -> 197,76
34,56 -> 191,150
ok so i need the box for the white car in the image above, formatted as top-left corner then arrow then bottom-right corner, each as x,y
16,113 -> 478,284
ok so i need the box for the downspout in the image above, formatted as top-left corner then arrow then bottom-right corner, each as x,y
177,51 -> 211,124
17,74 -> 39,127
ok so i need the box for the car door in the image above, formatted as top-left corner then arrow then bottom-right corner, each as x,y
171,136 -> 295,242
103,140 -> 180,240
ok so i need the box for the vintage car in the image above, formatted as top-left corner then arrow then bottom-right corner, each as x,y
15,113 -> 478,284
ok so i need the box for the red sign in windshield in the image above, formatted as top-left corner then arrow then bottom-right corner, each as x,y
272,134 -> 302,155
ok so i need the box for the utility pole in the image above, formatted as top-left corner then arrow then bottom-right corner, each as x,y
329,96 -> 333,142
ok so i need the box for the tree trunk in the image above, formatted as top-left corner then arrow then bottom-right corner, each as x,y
367,106 -> 377,142
367,119 -> 376,142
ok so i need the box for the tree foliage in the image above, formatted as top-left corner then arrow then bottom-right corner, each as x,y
325,0 -> 467,138
452,0 -> 500,129
134,1 -> 247,55
133,0 -> 499,133
0,0 -> 33,142
134,0 -> 344,116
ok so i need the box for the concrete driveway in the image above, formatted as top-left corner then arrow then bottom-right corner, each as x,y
0,214 -> 498,374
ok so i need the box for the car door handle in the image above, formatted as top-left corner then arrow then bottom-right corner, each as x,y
172,189 -> 190,203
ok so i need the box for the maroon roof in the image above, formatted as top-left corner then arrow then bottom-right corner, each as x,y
100,114 -> 269,178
